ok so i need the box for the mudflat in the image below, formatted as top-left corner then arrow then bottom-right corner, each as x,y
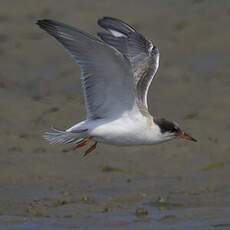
0,0 -> 229,229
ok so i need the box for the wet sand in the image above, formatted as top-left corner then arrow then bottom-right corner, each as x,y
0,0 -> 230,229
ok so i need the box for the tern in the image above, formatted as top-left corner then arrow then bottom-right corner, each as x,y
37,17 -> 196,156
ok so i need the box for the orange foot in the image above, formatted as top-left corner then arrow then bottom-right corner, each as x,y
83,142 -> 97,157
73,137 -> 91,150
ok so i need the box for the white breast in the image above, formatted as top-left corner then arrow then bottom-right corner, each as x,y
88,112 -> 162,146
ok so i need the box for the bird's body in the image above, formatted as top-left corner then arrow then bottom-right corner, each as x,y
37,17 -> 196,155
67,111 -> 162,146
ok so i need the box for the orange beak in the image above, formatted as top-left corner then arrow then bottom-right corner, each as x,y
176,130 -> 197,142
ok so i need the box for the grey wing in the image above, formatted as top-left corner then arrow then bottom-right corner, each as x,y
97,16 -> 160,109
37,19 -> 136,120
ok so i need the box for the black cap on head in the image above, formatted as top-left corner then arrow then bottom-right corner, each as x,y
154,118 -> 179,134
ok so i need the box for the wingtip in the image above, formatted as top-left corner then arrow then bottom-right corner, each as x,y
36,19 -> 55,28
36,19 -> 46,25
97,16 -> 118,25
97,17 -> 105,26
36,19 -> 48,28
101,16 -> 120,21
36,19 -> 41,26
97,16 -> 136,35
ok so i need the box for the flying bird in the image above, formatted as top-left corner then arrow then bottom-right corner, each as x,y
37,17 -> 196,156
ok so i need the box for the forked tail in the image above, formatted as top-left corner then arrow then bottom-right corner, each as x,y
43,128 -> 88,145
43,127 -> 97,156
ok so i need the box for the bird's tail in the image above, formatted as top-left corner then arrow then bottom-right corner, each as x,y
43,128 -> 88,145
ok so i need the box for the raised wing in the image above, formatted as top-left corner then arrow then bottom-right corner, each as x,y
98,17 -> 159,109
37,19 -> 136,119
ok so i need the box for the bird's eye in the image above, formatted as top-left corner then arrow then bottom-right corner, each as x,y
171,127 -> 178,133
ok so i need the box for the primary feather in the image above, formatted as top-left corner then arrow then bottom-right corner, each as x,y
37,19 -> 136,120
98,17 -> 160,109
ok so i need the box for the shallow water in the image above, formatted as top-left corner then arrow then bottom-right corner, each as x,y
1,207 -> 230,230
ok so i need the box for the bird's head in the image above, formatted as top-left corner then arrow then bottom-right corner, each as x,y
154,118 -> 197,142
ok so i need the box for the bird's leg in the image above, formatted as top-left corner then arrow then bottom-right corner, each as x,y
83,142 -> 97,157
73,137 -> 91,150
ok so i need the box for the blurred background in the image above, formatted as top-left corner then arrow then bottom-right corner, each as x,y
0,0 -> 230,229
